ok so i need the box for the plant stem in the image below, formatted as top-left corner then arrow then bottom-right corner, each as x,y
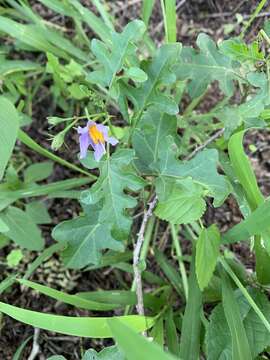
170,224 -> 189,300
240,0 -> 268,39
133,195 -> 158,322
18,130 -> 96,179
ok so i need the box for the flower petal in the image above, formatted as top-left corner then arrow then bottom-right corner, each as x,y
79,132 -> 90,159
108,136 -> 118,146
96,124 -> 109,141
93,142 -> 106,161
77,125 -> 89,135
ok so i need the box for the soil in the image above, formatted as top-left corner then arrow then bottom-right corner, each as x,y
1,0 -> 270,359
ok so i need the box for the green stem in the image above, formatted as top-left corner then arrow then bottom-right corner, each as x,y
240,0 -> 268,39
183,90 -> 208,116
18,130 -> 96,179
170,224 -> 189,300
220,257 -> 270,333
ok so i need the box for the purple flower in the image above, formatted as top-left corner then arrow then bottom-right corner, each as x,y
77,121 -> 118,161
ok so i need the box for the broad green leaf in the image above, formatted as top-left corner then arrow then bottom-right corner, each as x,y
132,109 -> 178,174
0,96 -> 19,181
52,208 -> 124,269
0,218 -> 9,233
0,206 -> 44,251
206,288 -> 270,359
25,201 -> 52,224
220,38 -> 264,62
81,149 -> 145,240
174,33 -> 241,98
196,225 -> 220,290
82,346 -> 124,360
120,44 -> 181,117
87,20 -> 145,88
24,161 -> 53,183
133,109 -> 230,206
217,73 -> 270,136
7,249 -> 23,267
221,271 -> 252,360
155,178 -> 206,224
47,357 -> 66,360
179,254 -> 202,360
154,136 -> 231,206
125,67 -> 148,83
0,301 -> 154,338
108,318 -> 177,360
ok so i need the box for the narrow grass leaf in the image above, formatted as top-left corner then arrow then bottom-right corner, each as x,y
221,270 -> 252,360
155,249 -> 183,295
18,279 -> 121,311
165,307 -> 179,356
108,318 -> 177,360
142,0 -> 155,26
179,254 -> 202,360
12,336 -> 32,360
0,301 -> 154,338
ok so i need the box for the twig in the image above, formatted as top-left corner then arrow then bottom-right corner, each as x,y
185,128 -> 224,161
133,195 -> 158,320
27,328 -> 40,360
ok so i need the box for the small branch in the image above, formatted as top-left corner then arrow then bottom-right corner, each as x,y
133,195 -> 158,320
28,328 -> 40,360
185,128 -> 224,161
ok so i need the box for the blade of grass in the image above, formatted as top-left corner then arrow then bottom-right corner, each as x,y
69,0 -> 111,43
228,130 -> 270,284
76,290 -> 162,311
108,318 -> 177,360
12,335 -> 32,360
240,0 -> 268,39
91,0 -> 114,30
220,257 -> 270,333
155,248 -> 183,296
0,301 -> 154,338
0,178 -> 92,201
142,0 -> 155,27
23,243 -> 66,280
179,252 -> 202,360
165,307 -> 179,357
220,266 -> 252,360
160,0 -> 176,43
18,279 -> 121,311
